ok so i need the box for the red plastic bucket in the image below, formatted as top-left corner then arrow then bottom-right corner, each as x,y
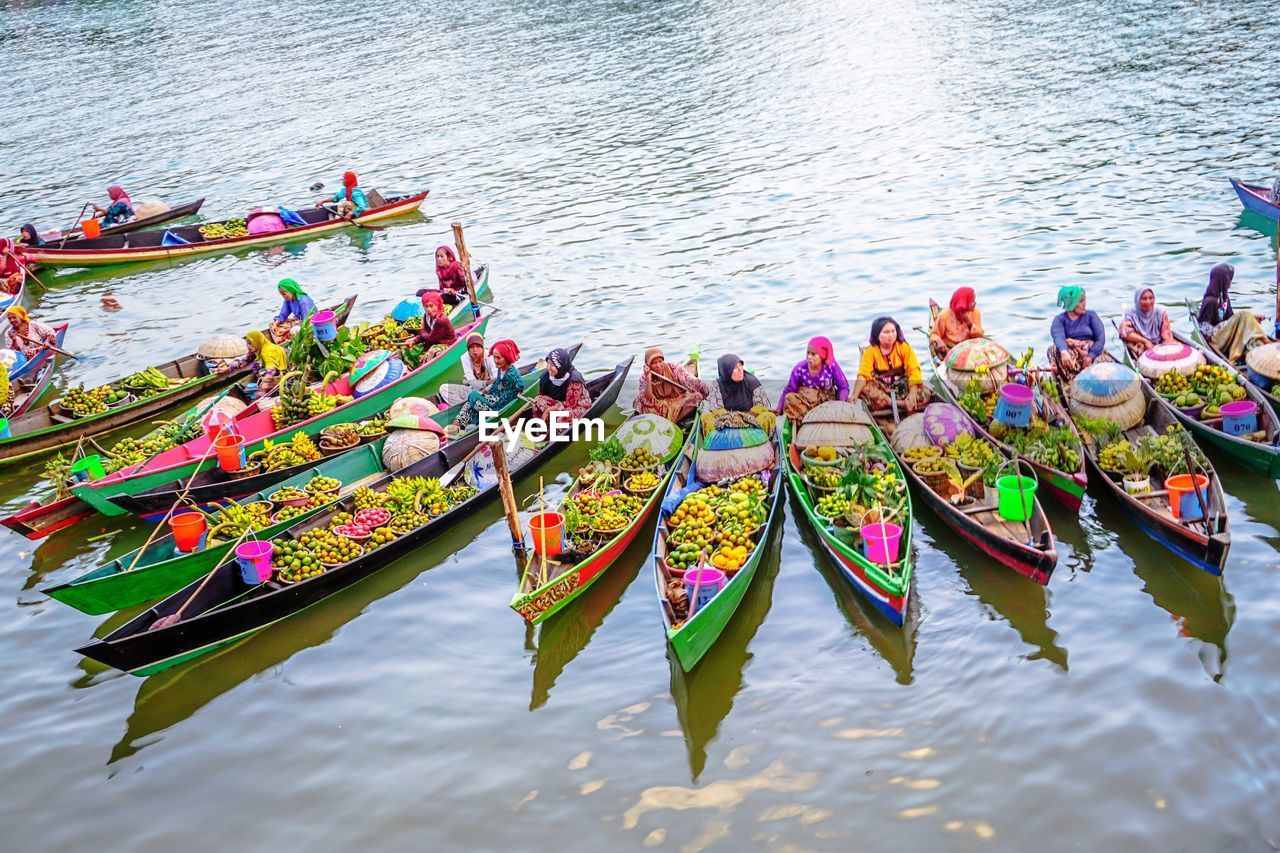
214,433 -> 246,472
528,512 -> 564,558
170,512 -> 207,553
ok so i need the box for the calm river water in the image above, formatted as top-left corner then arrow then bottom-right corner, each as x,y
2,0 -> 1278,849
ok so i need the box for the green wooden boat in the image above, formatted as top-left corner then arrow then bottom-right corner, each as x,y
652,421 -> 784,672
1119,345 -> 1280,478
44,350 -> 549,615
780,416 -> 915,625
511,414 -> 692,625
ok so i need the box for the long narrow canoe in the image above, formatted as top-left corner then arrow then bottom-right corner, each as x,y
50,198 -> 207,242
0,297 -> 357,468
926,306 -> 1088,510
18,190 -> 427,269
1065,384 -> 1231,574
871,404 -> 1058,585
75,359 -> 632,676
1229,178 -> 1280,221
6,322 -> 69,418
653,421 -> 785,672
112,342 -> 573,520
1182,300 -> 1280,415
781,415 -> 915,625
1119,344 -> 1280,477
44,348 -> 562,614
512,413 -> 692,625
1,293 -> 489,539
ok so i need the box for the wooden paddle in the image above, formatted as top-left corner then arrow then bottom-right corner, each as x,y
56,202 -> 91,249
15,331 -> 77,360
320,203 -> 387,231
3,249 -> 49,292
1178,435 -> 1213,535
149,525 -> 253,631
122,441 -> 219,574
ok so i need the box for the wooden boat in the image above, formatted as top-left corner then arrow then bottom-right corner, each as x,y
781,415 -> 915,626
1119,342 -> 1280,477
1061,380 -> 1231,574
0,267 -> 25,318
1181,299 -> 1280,415
112,342 -> 575,521
653,419 -> 785,672
870,406 -> 1058,585
49,198 -> 207,242
1,290 -> 489,540
4,322 -> 69,419
0,297 -> 357,468
926,304 -> 1088,509
17,190 -> 427,269
74,359 -> 632,676
44,349 -> 563,615
512,413 -> 693,625
1229,178 -> 1280,221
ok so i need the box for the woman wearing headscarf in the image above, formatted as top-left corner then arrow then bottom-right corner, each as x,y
316,171 -> 370,218
416,290 -> 457,358
92,185 -> 134,226
704,353 -> 771,412
439,332 -> 497,407
854,317 -> 931,413
0,239 -> 22,295
1196,263 -> 1270,362
1049,286 -> 1110,379
1118,286 -> 1174,357
930,287 -> 985,356
218,329 -> 288,398
5,306 -> 57,360
16,225 -> 43,247
451,339 -> 525,431
434,246 -> 468,306
272,278 -> 317,329
777,336 -> 850,421
634,347 -> 708,423
533,347 -> 592,423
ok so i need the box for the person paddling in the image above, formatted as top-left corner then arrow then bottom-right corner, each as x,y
315,171 -> 369,219
92,185 -> 134,226
5,306 -> 57,359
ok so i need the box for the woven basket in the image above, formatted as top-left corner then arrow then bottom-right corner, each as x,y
1068,392 -> 1146,431
1070,362 -> 1142,407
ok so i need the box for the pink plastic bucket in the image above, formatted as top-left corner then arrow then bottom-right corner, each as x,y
994,382 -> 1034,427
1220,400 -> 1258,435
860,522 -> 903,565
235,540 -> 275,584
684,567 -> 726,613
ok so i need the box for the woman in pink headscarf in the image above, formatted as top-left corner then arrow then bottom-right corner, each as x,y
92,185 -> 134,226
778,336 -> 850,421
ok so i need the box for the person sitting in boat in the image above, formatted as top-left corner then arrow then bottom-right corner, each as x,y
416,291 -> 457,358
4,306 -> 57,360
1196,263 -> 1271,362
634,347 -> 708,423
854,317 -> 931,414
16,224 -> 43,247
92,185 -> 134,226
218,330 -> 288,399
439,332 -> 496,407
1049,286 -> 1112,379
1118,285 -> 1174,357
315,171 -> 369,219
704,353 -> 772,413
533,347 -> 592,423
930,287 -> 985,357
432,245 -> 469,306
270,278 -> 317,340
777,336 -> 849,421
450,339 -> 524,431
0,239 -> 22,294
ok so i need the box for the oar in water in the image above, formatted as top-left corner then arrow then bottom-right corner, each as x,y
3,248 -> 52,292
320,203 -> 387,232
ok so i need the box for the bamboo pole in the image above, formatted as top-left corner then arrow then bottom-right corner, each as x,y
490,437 -> 526,554
450,222 -> 480,313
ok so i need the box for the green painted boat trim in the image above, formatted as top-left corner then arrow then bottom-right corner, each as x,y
72,312 -> 491,517
660,422 -> 785,672
779,418 -> 914,598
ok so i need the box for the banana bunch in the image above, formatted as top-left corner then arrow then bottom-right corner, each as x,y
249,431 -> 322,472
0,365 -> 11,411
123,366 -> 181,397
205,501 -> 273,541
306,393 -> 351,418
353,485 -> 391,510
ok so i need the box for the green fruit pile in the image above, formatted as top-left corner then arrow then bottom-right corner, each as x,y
199,219 -> 249,240
666,542 -> 702,571
1155,371 -> 1191,396
122,366 -> 182,397
806,466 -> 841,488
100,420 -> 198,473
306,476 -> 340,493
816,491 -> 851,519
620,448 -> 662,470
272,538 -> 324,583
1098,440 -> 1133,472
362,318 -> 411,351
61,384 -> 126,417
299,527 -> 363,565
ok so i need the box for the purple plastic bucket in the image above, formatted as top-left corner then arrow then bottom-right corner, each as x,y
1220,400 -> 1258,436
684,567 -> 726,614
994,383 -> 1034,428
235,540 -> 275,585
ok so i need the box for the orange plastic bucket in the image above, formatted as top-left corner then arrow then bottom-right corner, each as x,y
170,512 -> 207,552
528,512 -> 564,558
80,218 -> 101,239
214,433 -> 246,472
1167,473 -> 1210,521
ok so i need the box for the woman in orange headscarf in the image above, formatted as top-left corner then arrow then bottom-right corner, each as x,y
5,306 -> 57,359
634,347 -> 708,423
930,287 -> 984,357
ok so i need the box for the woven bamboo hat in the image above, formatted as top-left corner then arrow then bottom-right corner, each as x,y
1246,341 -> 1280,381
197,335 -> 248,359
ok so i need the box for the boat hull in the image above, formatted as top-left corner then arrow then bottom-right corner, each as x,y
1230,178 -> 1280,221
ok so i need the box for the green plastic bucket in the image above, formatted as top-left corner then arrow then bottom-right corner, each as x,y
69,454 -> 106,482
995,475 -> 1036,522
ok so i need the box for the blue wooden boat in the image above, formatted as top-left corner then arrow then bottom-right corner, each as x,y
7,321 -> 68,418
1229,178 -> 1280,221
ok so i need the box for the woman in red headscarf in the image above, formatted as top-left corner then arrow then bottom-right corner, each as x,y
0,239 -> 23,294
433,246 -> 468,306
316,171 -> 370,218
930,287 -> 985,357
777,336 -> 850,421
415,290 -> 457,359
450,339 -> 524,431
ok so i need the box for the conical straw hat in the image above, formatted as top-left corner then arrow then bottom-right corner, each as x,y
1246,341 -> 1280,381
198,334 -> 248,359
